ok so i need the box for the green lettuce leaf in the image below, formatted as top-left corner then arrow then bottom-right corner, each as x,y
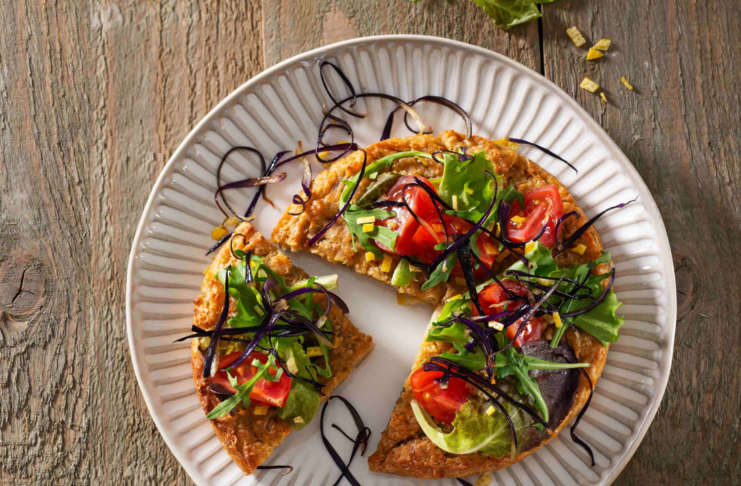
411,399 -> 527,456
471,0 -> 554,29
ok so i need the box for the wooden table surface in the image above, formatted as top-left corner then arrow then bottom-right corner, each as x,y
1,1 -> 738,484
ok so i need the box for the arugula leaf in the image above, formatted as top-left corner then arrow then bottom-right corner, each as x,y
421,252 -> 457,290
342,206 -> 398,256
207,354 -> 277,419
471,0 -> 554,29
340,151 -> 433,204
439,152 -> 498,222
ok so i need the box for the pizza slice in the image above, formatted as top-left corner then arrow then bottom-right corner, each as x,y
368,237 -> 620,477
187,222 -> 373,474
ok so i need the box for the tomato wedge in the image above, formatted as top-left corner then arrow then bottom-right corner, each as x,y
209,351 -> 292,408
478,280 -> 542,347
507,184 -> 563,247
410,364 -> 470,423
377,176 -> 499,269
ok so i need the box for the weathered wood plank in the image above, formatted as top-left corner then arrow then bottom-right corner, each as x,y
542,1 -> 741,484
261,0 -> 541,70
0,1 -> 262,484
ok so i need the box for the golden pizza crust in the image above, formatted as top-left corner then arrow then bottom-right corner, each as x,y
191,222 -> 373,475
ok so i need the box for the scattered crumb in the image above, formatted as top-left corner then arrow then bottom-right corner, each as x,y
620,76 -> 635,91
580,77 -> 600,93
600,92 -> 608,103
586,48 -> 604,61
566,26 -> 587,47
476,473 -> 493,486
593,38 -> 612,51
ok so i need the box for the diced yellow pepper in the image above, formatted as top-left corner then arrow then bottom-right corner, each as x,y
570,243 -> 587,255
620,76 -> 635,91
524,241 -> 536,254
293,416 -> 305,424
600,92 -> 608,103
306,346 -> 323,358
224,216 -> 241,228
566,26 -> 587,47
593,38 -> 612,51
580,77 -> 600,93
510,215 -> 526,225
486,405 -> 496,416
365,251 -> 376,262
380,254 -> 393,273
361,223 -> 375,233
452,194 -> 459,211
211,225 -> 228,240
253,405 -> 269,416
356,215 -> 376,224
586,48 -> 604,61
553,312 -> 564,329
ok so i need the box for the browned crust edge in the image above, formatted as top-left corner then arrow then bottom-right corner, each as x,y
191,222 -> 373,475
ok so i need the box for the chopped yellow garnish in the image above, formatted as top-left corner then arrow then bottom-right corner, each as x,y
365,251 -> 376,262
553,312 -> 564,329
600,92 -> 608,103
476,473 -> 493,486
566,26 -> 587,47
586,48 -> 604,61
488,321 -> 504,331
253,405 -> 269,415
361,223 -> 375,233
293,416 -> 305,424
510,215 -> 526,225
306,346 -> 323,358
593,38 -> 612,51
380,254 -> 393,273
570,243 -> 587,255
408,265 -> 423,273
621,76 -> 635,91
317,151 -> 330,160
580,77 -> 600,93
486,405 -> 497,416
495,222 -> 501,236
464,186 -> 474,195
493,138 -> 520,151
211,225 -> 228,240
356,215 -> 376,224
224,216 -> 241,228
452,194 -> 459,211
524,241 -> 536,254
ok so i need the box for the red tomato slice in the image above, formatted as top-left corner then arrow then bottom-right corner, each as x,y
377,177 -> 499,272
410,365 -> 470,423
478,279 -> 530,316
478,280 -> 542,347
507,184 -> 563,247
209,351 -> 292,408
505,316 -> 543,348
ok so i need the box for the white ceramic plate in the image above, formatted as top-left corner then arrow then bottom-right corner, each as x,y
126,35 -> 675,486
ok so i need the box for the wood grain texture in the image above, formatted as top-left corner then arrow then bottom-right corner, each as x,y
0,0 -> 738,484
0,1 -> 261,484
543,1 -> 741,484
